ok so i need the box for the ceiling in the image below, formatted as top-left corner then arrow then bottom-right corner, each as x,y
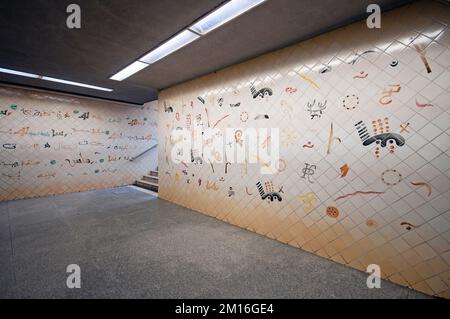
0,0 -> 412,105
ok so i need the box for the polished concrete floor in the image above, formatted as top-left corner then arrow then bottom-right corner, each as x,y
0,187 -> 430,298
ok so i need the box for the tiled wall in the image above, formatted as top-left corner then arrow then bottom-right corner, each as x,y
0,85 -> 158,201
158,0 -> 449,298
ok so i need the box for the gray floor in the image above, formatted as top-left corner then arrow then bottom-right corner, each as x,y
0,187 -> 430,299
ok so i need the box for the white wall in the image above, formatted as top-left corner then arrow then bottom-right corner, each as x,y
0,86 -> 158,201
157,0 -> 450,298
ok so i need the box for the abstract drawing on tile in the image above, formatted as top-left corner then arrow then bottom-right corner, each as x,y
157,1 -> 450,298
0,86 -> 158,201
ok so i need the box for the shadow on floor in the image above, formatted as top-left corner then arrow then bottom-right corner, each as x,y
0,187 -> 431,298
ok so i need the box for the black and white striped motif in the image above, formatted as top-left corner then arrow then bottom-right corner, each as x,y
256,182 -> 265,198
355,121 -> 371,143
250,84 -> 257,97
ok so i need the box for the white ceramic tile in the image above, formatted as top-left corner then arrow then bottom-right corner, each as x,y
157,1 -> 450,298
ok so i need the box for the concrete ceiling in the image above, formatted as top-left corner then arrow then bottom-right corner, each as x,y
0,0 -> 412,105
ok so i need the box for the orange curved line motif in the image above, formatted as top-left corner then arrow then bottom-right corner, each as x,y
411,181 -> 432,197
335,190 -> 384,201
212,114 -> 230,128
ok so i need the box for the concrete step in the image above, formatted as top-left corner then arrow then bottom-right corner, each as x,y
149,170 -> 158,177
135,179 -> 158,192
142,175 -> 158,183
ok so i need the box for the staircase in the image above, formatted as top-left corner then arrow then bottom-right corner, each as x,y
135,170 -> 158,193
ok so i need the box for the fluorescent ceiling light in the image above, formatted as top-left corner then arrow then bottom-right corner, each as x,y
108,0 -> 265,81
0,67 -> 39,78
41,76 -> 113,91
110,61 -> 149,81
0,67 -> 113,92
139,30 -> 200,64
189,0 -> 266,35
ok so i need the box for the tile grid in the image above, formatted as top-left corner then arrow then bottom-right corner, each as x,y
0,87 -> 158,201
159,0 -> 449,298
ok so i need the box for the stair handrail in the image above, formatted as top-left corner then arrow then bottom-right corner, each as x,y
130,143 -> 158,162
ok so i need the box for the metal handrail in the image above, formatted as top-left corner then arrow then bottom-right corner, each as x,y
130,143 -> 158,162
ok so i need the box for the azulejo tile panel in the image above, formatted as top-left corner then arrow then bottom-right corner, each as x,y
0,86 -> 158,201
158,0 -> 450,298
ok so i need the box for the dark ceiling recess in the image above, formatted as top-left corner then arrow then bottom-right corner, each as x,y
0,0 -> 411,105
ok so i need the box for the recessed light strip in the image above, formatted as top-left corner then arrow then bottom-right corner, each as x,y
41,76 -> 112,92
109,61 -> 149,81
190,0 -> 266,35
0,67 -> 40,79
0,67 -> 113,92
109,0 -> 266,81
139,30 -> 200,64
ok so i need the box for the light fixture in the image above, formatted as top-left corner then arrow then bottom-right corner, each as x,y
189,0 -> 266,35
109,61 -> 148,81
41,76 -> 113,92
139,30 -> 200,64
110,30 -> 199,81
0,67 -> 113,92
109,0 -> 266,81
0,67 -> 39,78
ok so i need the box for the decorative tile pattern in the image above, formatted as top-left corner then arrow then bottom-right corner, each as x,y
0,86 -> 158,201
158,0 -> 450,298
